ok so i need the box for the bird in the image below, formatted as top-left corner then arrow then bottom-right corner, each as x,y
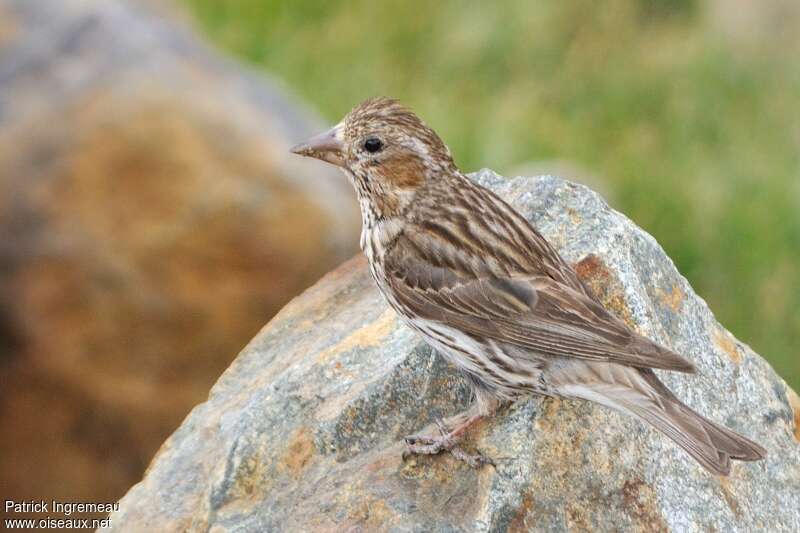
290,96 -> 766,475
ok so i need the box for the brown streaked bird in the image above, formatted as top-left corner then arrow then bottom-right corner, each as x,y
291,97 -> 766,474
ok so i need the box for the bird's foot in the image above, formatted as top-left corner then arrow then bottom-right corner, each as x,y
402,419 -> 494,468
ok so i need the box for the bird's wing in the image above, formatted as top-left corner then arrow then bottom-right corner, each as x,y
384,224 -> 695,373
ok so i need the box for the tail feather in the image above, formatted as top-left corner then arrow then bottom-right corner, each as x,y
625,393 -> 766,475
555,364 -> 767,476
630,369 -> 767,475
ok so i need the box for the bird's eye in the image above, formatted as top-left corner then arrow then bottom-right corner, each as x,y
363,137 -> 383,153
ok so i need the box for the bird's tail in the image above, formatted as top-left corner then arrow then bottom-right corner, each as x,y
556,364 -> 767,475
626,369 -> 766,475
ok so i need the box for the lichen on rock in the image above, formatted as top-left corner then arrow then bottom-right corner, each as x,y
105,171 -> 800,532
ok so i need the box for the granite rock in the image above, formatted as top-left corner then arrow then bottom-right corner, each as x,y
107,171 -> 799,532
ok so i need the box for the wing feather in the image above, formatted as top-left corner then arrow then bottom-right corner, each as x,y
385,221 -> 695,373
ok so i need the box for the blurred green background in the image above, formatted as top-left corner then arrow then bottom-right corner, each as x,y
182,0 -> 799,389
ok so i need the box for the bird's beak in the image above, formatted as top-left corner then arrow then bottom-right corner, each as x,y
290,124 -> 345,167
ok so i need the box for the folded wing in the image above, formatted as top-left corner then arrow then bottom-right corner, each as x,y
385,226 -> 695,373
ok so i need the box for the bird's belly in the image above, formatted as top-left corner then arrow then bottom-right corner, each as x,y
403,317 -> 547,400
367,262 -> 546,399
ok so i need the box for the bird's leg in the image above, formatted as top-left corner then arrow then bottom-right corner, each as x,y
403,390 -> 499,468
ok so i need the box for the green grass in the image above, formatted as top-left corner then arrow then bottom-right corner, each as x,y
182,0 -> 800,390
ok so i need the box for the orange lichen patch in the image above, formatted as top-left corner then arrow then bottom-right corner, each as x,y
574,254 -> 635,326
530,399 -> 596,478
565,501 -> 592,532
567,207 -> 582,226
787,386 -> 800,443
346,497 -> 394,529
621,479 -> 669,533
366,449 -> 401,474
713,327 -> 741,364
221,446 -> 272,504
657,285 -> 684,312
574,253 -> 609,282
508,491 -> 536,533
280,427 -> 315,478
316,307 -> 397,365
718,477 -> 743,517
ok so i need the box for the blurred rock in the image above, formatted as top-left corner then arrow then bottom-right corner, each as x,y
107,172 -> 799,532
0,0 -> 358,515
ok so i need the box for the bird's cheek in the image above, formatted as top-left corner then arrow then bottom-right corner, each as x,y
384,158 -> 425,189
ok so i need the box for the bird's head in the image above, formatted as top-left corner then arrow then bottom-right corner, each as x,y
291,97 -> 456,220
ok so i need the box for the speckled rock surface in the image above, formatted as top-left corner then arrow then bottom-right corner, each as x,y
106,171 -> 800,532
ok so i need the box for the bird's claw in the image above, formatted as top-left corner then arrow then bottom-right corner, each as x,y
402,418 -> 494,468
403,435 -> 435,446
449,447 -> 495,468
